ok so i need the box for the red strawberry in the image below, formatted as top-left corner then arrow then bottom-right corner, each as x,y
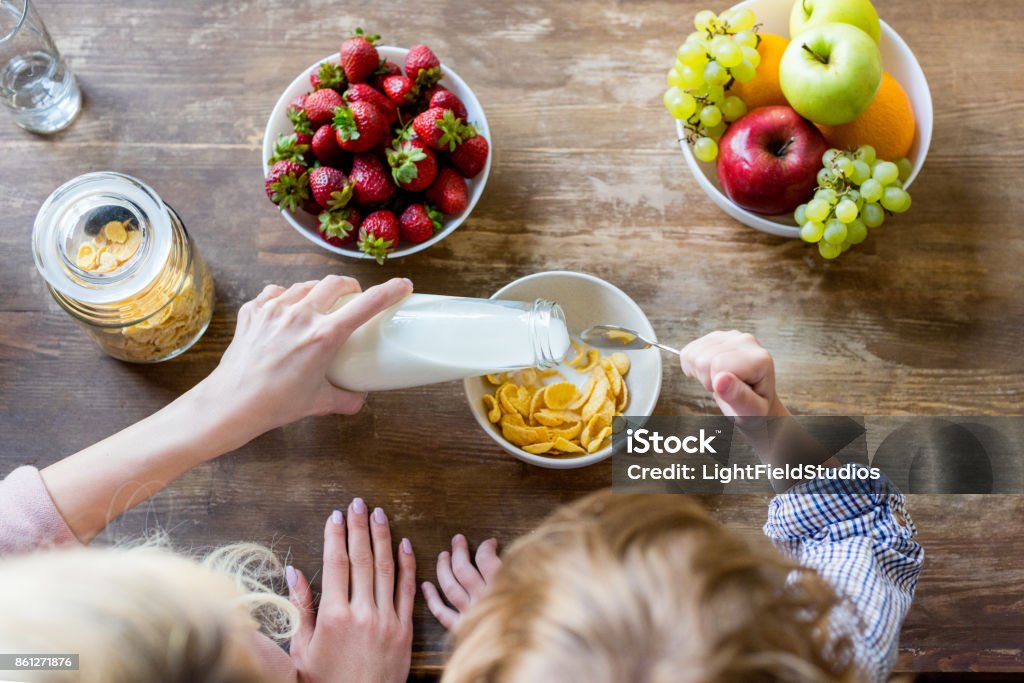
406,44 -> 441,86
358,210 -> 399,264
310,61 -> 345,91
265,160 -> 310,213
371,59 -> 402,90
413,107 -> 468,151
267,133 -> 310,165
333,101 -> 387,153
288,94 -> 313,136
386,139 -> 437,192
429,90 -> 467,121
318,206 -> 361,247
344,83 -> 397,125
311,124 -> 347,167
308,166 -> 353,210
399,203 -> 443,244
426,167 -> 469,215
339,28 -> 380,84
305,88 -> 345,127
350,153 -> 397,205
450,134 -> 489,178
382,75 -> 417,106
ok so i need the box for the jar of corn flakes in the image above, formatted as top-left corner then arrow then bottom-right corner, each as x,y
32,172 -> 214,363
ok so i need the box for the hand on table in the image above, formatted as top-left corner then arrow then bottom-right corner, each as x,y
287,500 -> 416,683
201,275 -> 413,444
421,535 -> 502,631
679,330 -> 789,419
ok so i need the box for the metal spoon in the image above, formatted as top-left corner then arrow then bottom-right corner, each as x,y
579,324 -> 680,355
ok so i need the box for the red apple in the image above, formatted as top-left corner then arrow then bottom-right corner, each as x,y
716,105 -> 828,215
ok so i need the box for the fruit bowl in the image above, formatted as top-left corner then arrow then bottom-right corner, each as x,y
262,46 -> 491,258
677,0 -> 932,238
464,271 -> 663,470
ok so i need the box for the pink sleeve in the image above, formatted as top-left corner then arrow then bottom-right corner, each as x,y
0,466 -> 81,554
249,632 -> 298,682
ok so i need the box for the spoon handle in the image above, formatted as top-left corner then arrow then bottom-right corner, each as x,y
650,340 -> 682,356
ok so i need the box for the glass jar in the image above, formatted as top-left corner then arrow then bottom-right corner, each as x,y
32,172 -> 214,363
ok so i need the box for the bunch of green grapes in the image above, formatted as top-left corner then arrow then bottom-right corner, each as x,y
795,146 -> 914,259
662,8 -> 761,162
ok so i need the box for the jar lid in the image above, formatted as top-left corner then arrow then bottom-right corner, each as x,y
32,172 -> 173,305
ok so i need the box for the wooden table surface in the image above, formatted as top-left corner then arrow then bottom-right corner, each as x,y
2,0 -> 1022,676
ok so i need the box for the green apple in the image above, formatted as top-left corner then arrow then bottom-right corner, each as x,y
779,23 -> 882,126
790,0 -> 881,44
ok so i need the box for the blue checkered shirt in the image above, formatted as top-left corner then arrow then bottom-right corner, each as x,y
764,474 -> 923,682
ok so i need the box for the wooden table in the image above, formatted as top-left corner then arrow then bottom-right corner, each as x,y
2,0 -> 1022,677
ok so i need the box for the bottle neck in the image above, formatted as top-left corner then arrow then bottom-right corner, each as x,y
528,299 -> 568,368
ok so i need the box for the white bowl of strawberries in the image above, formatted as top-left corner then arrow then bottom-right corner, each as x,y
262,32 -> 491,263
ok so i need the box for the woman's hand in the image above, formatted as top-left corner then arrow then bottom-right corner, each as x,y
199,276 -> 413,446
679,330 -> 789,419
421,535 -> 502,631
288,500 -> 416,683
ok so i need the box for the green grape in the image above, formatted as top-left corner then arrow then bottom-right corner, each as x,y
663,86 -> 684,110
729,7 -> 756,31
815,188 -> 839,205
836,156 -> 854,177
881,186 -> 909,212
667,68 -> 684,88
740,45 -> 761,68
860,178 -> 883,203
734,30 -> 758,48
823,149 -> 840,166
704,60 -> 730,86
794,203 -> 808,225
818,240 -> 842,259
679,65 -> 705,88
861,202 -> 885,228
805,198 -> 830,223
714,41 -> 743,68
889,179 -> 903,190
823,220 -> 847,245
892,192 -> 912,214
855,145 -> 876,165
851,160 -> 871,184
801,220 -> 825,243
846,189 -> 863,209
685,31 -> 704,44
847,219 -> 867,245
678,42 -> 709,69
693,136 -> 718,162
873,161 -> 899,185
817,167 -> 835,186
835,199 -> 858,224
841,240 -> 853,253
694,10 -> 717,31
705,84 -> 726,104
669,92 -> 697,120
730,60 -> 757,83
706,122 -> 727,138
721,95 -> 746,121
897,157 -> 913,182
699,105 -> 723,127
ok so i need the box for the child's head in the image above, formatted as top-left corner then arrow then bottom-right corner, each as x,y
0,542 -> 297,683
443,491 -> 855,683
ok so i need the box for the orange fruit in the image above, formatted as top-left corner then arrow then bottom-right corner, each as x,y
817,72 -> 916,161
729,33 -> 789,109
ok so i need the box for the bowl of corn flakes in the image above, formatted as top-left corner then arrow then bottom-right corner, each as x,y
464,271 -> 663,469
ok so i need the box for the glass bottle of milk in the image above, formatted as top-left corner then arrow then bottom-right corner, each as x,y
327,294 -> 571,391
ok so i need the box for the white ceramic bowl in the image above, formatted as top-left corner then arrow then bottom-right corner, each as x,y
262,46 -> 491,258
677,0 -> 933,237
463,271 -> 663,469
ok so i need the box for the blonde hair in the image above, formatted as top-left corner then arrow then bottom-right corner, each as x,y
443,491 -> 857,683
0,541 -> 299,683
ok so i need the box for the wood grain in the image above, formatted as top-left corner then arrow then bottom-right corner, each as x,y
1,0 -> 1023,677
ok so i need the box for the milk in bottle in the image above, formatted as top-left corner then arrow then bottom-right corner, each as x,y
327,294 -> 570,391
